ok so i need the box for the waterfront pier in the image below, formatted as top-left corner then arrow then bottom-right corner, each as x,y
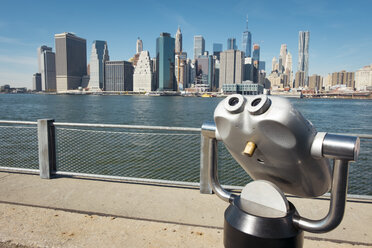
0,120 -> 371,247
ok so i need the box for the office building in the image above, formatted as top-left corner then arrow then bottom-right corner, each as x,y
285,52 -> 293,86
37,45 -> 56,91
227,38 -> 237,50
89,40 -> 109,91
156,33 -> 175,90
309,74 -> 322,91
133,51 -> 153,92
222,83 -> 264,95
194,35 -> 205,59
244,57 -> 253,81
104,61 -> 133,91
175,27 -> 182,54
298,31 -> 310,86
219,50 -> 244,85
213,43 -> 223,60
32,73 -> 42,92
285,52 -> 293,73
295,71 -> 305,88
189,59 -> 197,86
323,74 -> 332,90
175,52 -> 187,90
355,64 -> 372,91
252,44 -> 260,62
213,59 -> 220,91
136,38 -> 143,54
259,61 -> 265,71
331,70 -> 355,87
55,32 -> 87,91
272,57 -> 278,72
279,44 -> 287,73
196,54 -> 214,90
241,16 -> 252,57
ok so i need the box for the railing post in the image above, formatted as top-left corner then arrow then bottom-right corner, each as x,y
200,134 -> 212,194
37,119 -> 56,179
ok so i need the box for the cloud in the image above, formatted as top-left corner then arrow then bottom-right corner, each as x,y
0,55 -> 36,66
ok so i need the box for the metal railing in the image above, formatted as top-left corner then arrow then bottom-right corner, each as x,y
0,119 -> 371,197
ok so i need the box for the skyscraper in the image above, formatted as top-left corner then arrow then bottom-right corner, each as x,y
272,57 -> 278,72
193,35 -> 205,59
252,44 -> 260,62
37,45 -> 56,91
175,52 -> 187,90
298,31 -> 310,85
241,15 -> 252,57
175,27 -> 182,54
55,32 -> 87,91
156,33 -> 175,91
32,73 -> 42,92
213,43 -> 223,60
89,40 -> 109,90
219,50 -> 244,85
227,38 -> 237,50
279,44 -> 287,73
136,38 -> 143,54
285,52 -> 293,86
104,61 -> 134,91
133,51 -> 153,92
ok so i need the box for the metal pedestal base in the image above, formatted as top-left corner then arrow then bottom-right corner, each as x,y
224,198 -> 304,248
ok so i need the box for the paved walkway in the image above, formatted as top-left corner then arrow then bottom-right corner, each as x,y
0,172 -> 371,247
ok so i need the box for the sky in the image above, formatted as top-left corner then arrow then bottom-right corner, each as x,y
0,0 -> 371,88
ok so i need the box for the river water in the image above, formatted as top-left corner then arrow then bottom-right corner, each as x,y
0,94 -> 371,195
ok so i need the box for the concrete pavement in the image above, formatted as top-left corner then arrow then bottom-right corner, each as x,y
0,171 -> 371,247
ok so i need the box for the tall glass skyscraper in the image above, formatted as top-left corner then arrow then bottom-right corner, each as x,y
241,16 -> 252,57
194,35 -> 205,59
156,33 -> 175,91
298,31 -> 310,86
252,44 -> 260,62
227,38 -> 237,50
89,40 -> 109,90
213,43 -> 223,60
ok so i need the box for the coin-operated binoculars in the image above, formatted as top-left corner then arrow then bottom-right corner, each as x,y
201,94 -> 360,248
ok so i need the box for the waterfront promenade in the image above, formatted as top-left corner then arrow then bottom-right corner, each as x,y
0,171 -> 371,248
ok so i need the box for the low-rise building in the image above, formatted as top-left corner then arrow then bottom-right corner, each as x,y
355,64 -> 372,91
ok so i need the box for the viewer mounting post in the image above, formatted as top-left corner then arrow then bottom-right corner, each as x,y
37,119 -> 56,179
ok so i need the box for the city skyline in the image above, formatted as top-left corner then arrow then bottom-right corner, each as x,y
0,0 -> 372,88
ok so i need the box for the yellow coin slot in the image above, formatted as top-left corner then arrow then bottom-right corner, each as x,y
243,141 -> 256,157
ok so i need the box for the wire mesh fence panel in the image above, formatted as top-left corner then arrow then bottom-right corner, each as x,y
56,127 -> 201,182
218,139 -> 372,196
217,142 -> 252,187
0,125 -> 39,169
348,139 -> 372,195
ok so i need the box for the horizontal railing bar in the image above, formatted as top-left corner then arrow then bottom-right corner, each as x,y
0,166 -> 39,174
0,120 -> 370,138
54,171 -> 201,187
337,133 -> 372,139
53,122 -> 201,132
0,120 -> 37,125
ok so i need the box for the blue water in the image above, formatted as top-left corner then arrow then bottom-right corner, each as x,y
0,94 -> 371,195
0,94 -> 371,134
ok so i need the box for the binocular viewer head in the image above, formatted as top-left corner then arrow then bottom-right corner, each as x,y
214,94 -> 359,198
